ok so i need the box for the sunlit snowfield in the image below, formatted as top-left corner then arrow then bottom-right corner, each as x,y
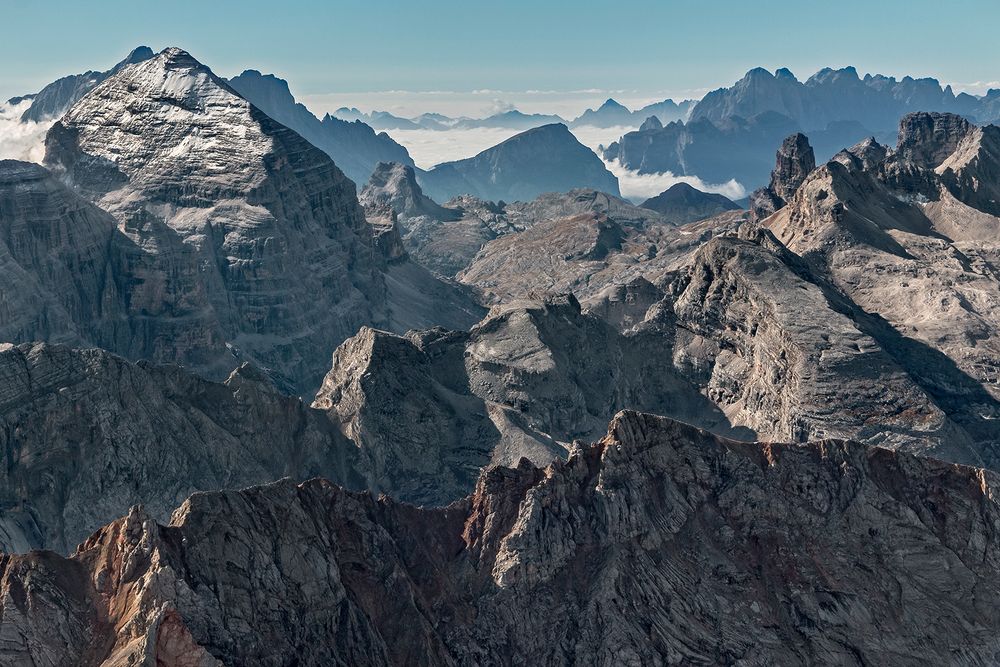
388,123 -> 746,202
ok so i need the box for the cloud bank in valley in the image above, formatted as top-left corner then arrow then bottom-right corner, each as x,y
386,123 -> 746,203
603,159 -> 747,202
0,100 -> 52,163
388,127 -> 526,168
573,125 -> 747,202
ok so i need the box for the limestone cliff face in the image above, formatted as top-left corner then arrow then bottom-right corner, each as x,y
0,342 -> 363,554
4,412 -> 1000,665
9,48 -> 482,394
42,48 -> 385,392
0,160 -> 131,351
670,233 -> 976,460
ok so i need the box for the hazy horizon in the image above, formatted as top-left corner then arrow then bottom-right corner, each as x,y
3,0 -> 999,117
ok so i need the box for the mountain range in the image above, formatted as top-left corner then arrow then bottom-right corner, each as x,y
8,48 -> 416,186
603,65 -> 1000,189
3,43 -> 1000,665
332,96 -> 694,131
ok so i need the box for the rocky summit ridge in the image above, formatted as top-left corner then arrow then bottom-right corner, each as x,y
3,412 -> 1000,664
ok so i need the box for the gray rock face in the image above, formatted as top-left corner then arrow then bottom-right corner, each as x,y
770,132 -> 817,200
5,411 -> 1000,665
0,160 -> 132,353
227,70 -> 415,185
31,47 -> 479,393
314,296 -> 734,501
640,182 -> 741,223
669,232 -> 980,461
0,342 -> 363,554
360,161 -> 458,221
418,123 -> 620,202
895,111 -> 973,168
749,132 -> 816,220
937,123 -> 1000,215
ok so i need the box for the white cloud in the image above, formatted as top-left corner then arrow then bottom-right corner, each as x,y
570,124 -> 640,153
387,123 -> 745,204
0,100 -> 52,163
948,80 -> 1000,96
486,99 -> 515,115
387,127 -> 525,168
604,158 -> 747,202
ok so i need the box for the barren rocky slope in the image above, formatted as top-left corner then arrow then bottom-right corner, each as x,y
313,295 -> 736,505
0,342 -> 364,554
4,412 -> 1000,665
459,205 -> 745,302
360,166 -> 689,281
764,113 -> 1000,459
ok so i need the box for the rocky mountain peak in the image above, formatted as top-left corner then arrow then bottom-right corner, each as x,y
640,182 -> 740,224
774,67 -> 797,81
33,46 -> 482,392
639,115 -> 663,131
360,161 -> 458,221
771,132 -> 817,200
749,132 -> 816,220
121,45 -> 155,66
599,98 -> 628,110
896,111 -> 974,169
419,123 -> 620,202
843,135 -> 889,170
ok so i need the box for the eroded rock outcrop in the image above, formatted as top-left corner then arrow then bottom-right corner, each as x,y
749,132 -> 817,220
313,295 -> 734,504
5,412 -> 1000,665
458,191 -> 746,302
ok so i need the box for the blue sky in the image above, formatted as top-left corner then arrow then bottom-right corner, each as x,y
2,0 -> 999,116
